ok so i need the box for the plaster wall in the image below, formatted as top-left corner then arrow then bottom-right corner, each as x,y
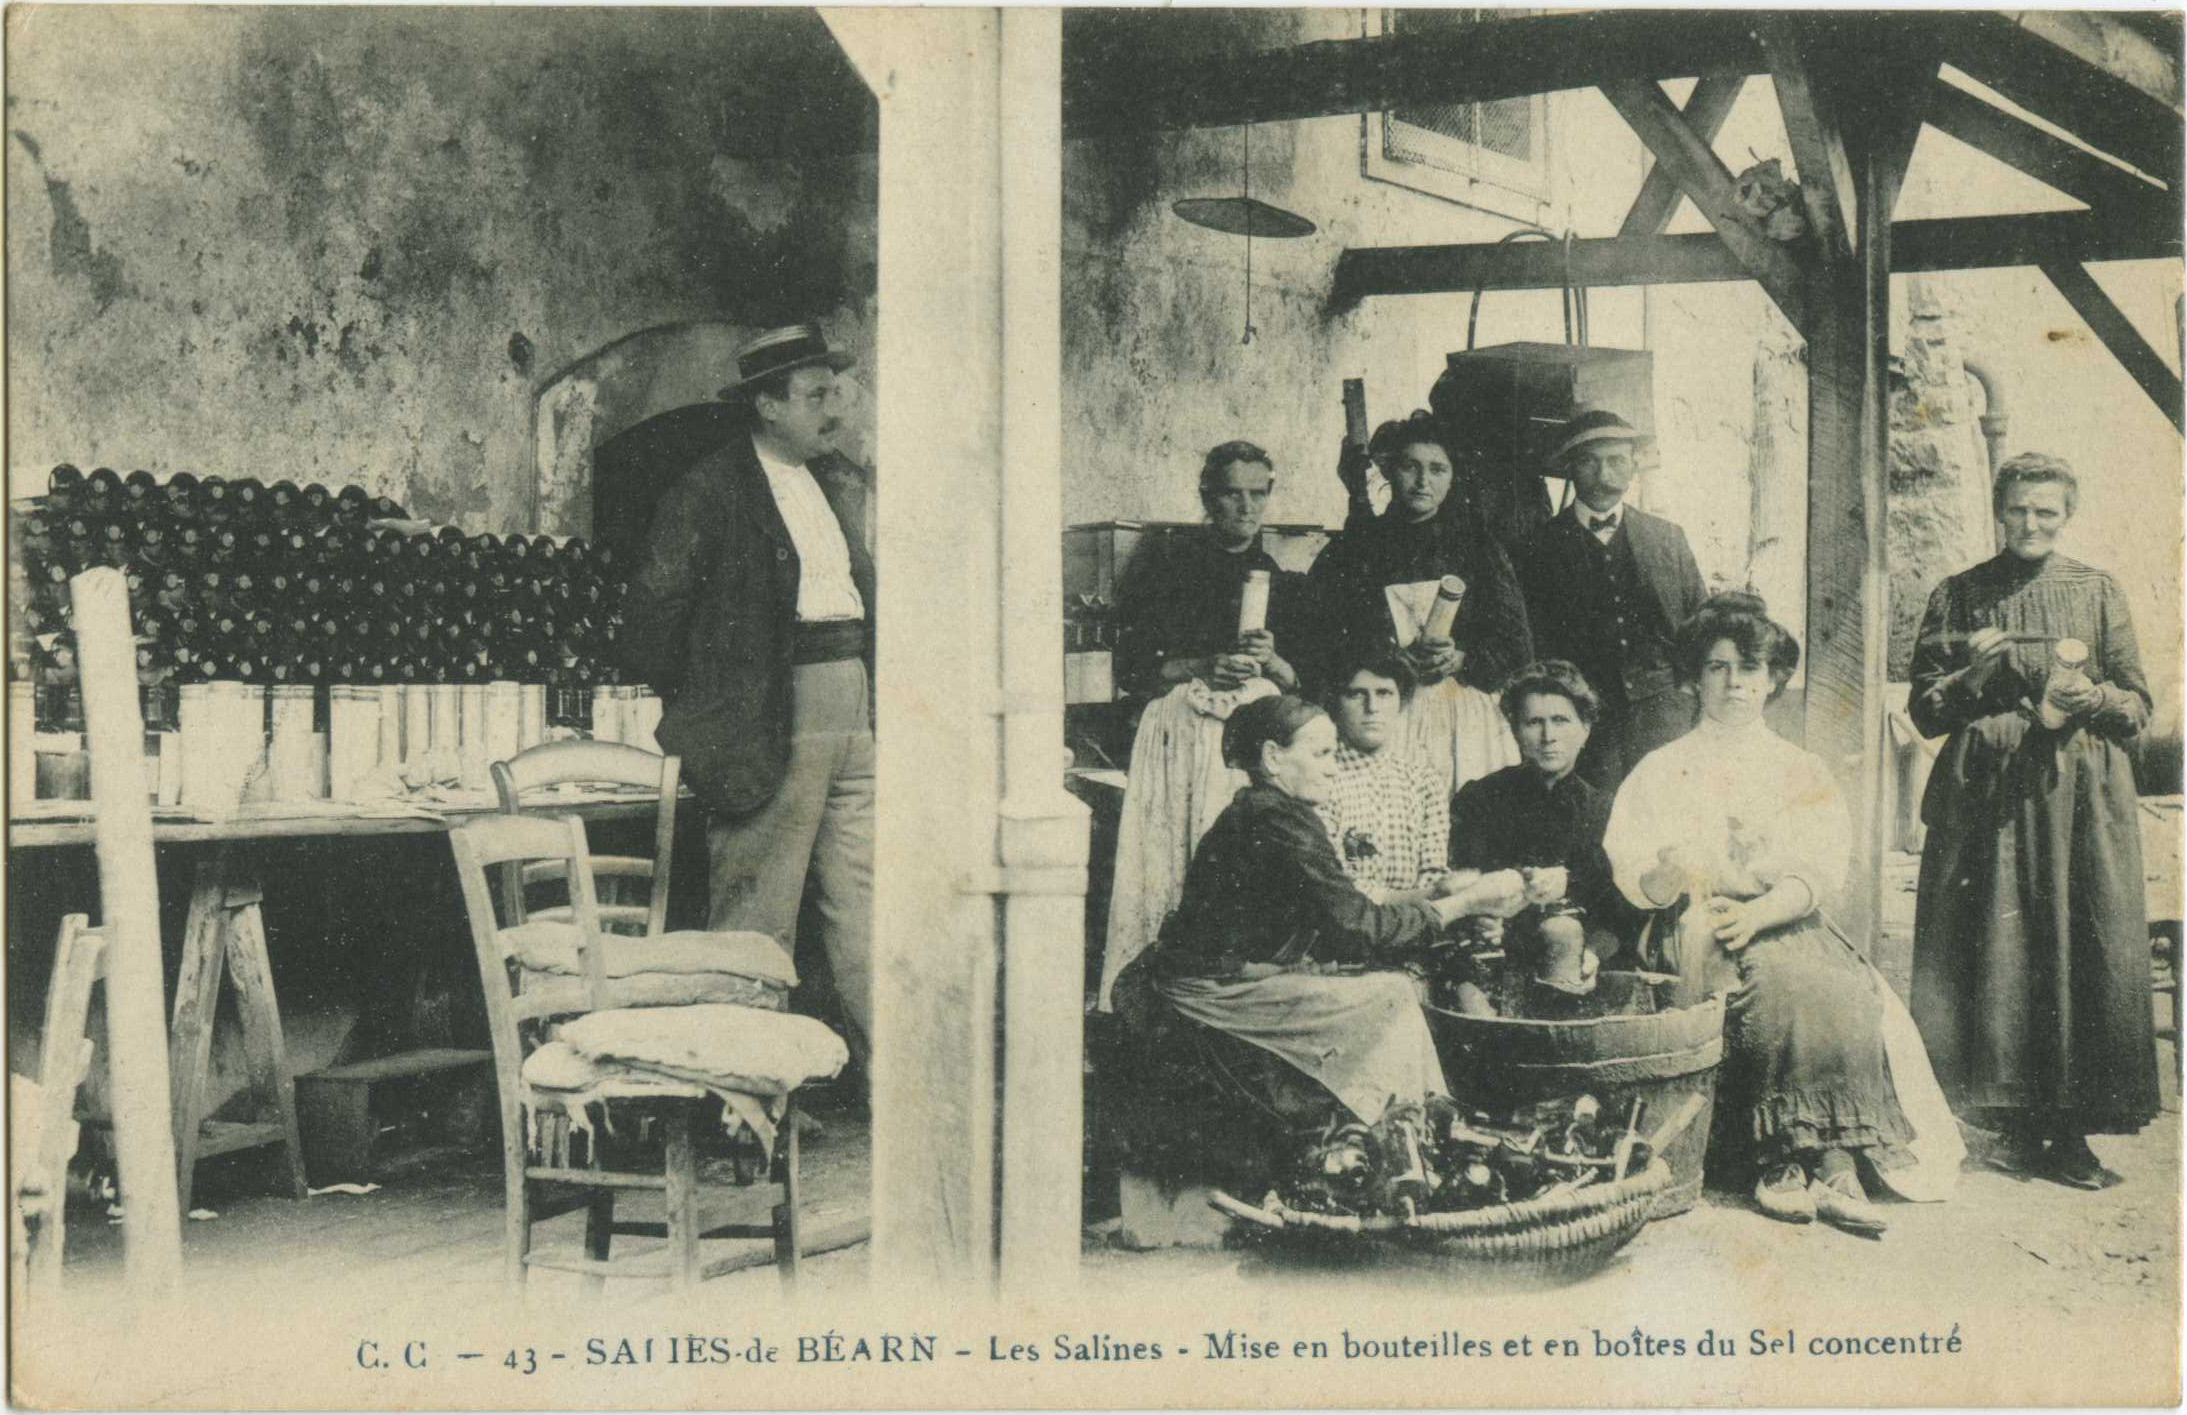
1061,12 -> 1649,535
6,6 -> 877,534
1063,34 -> 2181,701
4,4 -> 878,1123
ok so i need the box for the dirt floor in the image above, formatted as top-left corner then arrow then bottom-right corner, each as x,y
14,847 -> 2180,1406
17,1091 -> 874,1406
1077,853 -> 2182,1402
1083,1081 -> 2181,1313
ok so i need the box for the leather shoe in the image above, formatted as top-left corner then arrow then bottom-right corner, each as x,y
1753,1163 -> 1815,1224
1813,1171 -> 1888,1236
2041,1136 -> 2119,1191
1989,1130 -> 2049,1174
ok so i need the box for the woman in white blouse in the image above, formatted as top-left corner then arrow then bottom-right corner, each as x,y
1604,593 -> 1960,1235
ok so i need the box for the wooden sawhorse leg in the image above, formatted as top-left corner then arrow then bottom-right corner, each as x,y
168,848 -> 309,1213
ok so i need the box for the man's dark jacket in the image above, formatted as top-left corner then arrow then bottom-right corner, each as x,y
1516,504 -> 1705,704
617,435 -> 874,817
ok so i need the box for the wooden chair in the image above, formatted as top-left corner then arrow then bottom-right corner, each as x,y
449,812 -> 815,1292
12,915 -> 108,1296
492,738 -> 795,1013
492,739 -> 685,940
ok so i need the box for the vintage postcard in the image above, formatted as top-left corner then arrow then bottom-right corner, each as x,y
5,4 -> 2182,1408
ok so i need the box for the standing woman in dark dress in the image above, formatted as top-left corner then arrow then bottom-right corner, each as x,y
1098,441 -> 1303,1010
1909,453 -> 2159,1188
1305,411 -> 1531,799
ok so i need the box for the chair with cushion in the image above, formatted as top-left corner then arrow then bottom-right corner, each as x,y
448,812 -> 847,1291
491,739 -> 795,1009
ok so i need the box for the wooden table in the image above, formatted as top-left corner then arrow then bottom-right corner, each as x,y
10,794 -> 661,1210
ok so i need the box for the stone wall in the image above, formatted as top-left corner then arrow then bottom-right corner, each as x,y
6,7 -> 877,533
1061,13 -> 1650,534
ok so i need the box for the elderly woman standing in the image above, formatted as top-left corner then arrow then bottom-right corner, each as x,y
1098,441 -> 1302,1011
1909,453 -> 2159,1189
1305,411 -> 1530,799
1606,594 -> 1960,1234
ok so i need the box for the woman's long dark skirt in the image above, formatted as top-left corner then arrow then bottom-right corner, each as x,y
1912,719 -> 2159,1135
1722,914 -> 1915,1169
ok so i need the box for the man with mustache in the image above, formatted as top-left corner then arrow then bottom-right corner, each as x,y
1516,408 -> 1706,792
620,323 -> 875,1069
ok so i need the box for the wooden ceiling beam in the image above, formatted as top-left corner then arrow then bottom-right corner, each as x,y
2039,260 -> 2186,433
2006,11 -> 2182,113
1600,76 -> 1812,331
1619,74 -> 1747,238
1924,78 -> 2174,226
1939,11 -> 2183,190
1333,209 -> 2183,302
1061,9 -> 1770,137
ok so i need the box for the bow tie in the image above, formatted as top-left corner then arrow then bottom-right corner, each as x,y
1587,513 -> 1619,534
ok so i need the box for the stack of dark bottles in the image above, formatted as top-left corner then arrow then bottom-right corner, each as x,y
14,463 -> 628,736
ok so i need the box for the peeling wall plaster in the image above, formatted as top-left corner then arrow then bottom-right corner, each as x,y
6,7 -> 877,535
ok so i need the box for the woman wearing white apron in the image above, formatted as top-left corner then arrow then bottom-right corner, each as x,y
1304,412 -> 1528,800
1096,442 -> 1302,1011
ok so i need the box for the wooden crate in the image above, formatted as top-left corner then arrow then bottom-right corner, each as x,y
293,1048 -> 494,1184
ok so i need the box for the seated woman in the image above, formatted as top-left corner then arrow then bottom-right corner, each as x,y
1451,660 -> 1648,978
1304,411 -> 1530,799
1112,694 -> 1524,1191
1603,593 -> 1961,1235
1316,646 -> 1449,897
1098,441 -> 1304,1011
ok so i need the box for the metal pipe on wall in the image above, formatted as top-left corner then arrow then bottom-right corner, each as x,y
1962,354 -> 2008,552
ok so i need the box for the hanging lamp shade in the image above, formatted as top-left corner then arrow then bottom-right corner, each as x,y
1170,196 -> 1316,239
1169,122 -> 1315,345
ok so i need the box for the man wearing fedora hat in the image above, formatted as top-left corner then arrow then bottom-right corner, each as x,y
619,322 -> 875,1066
1516,407 -> 1706,792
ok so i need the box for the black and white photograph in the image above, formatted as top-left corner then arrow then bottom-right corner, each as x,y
5,5 -> 2182,1408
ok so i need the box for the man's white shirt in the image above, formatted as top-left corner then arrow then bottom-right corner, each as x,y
753,438 -> 866,622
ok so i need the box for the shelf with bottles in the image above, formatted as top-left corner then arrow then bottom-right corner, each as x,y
10,463 -> 659,810
14,464 -> 631,729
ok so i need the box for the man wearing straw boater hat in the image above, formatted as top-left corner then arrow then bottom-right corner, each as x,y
1516,406 -> 1706,792
620,322 -> 874,1067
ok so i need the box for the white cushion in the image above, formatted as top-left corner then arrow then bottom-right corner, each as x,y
522,1038 -> 710,1099
504,921 -> 797,986
557,1005 -> 848,1098
517,970 -> 786,1017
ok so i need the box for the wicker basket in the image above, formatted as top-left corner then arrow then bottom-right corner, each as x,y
1213,1158 -> 1675,1277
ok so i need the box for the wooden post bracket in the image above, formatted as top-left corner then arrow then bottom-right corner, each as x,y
1619,74 -> 1746,238
1600,76 -> 1811,333
1756,15 -> 1860,265
2040,259 -> 2187,433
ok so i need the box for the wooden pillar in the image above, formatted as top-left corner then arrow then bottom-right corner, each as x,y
824,7 -> 1086,1292
70,568 -> 185,1289
1798,84 -> 1899,940
993,6 -> 1090,1295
